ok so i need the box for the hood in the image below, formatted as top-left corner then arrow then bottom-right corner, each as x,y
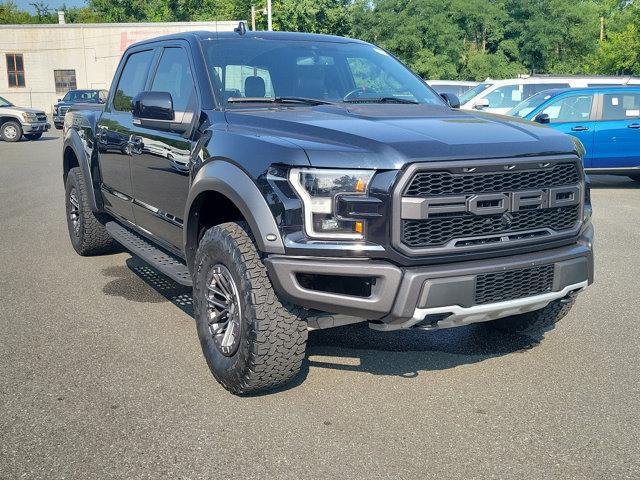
1,105 -> 45,115
225,104 -> 579,169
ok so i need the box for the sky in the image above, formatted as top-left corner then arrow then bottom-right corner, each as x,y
14,0 -> 87,13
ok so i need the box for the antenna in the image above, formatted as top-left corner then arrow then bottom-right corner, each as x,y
234,21 -> 247,36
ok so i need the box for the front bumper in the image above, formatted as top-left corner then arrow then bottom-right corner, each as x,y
23,122 -> 50,133
265,226 -> 593,328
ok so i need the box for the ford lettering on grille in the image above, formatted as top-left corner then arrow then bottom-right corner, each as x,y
402,186 -> 581,219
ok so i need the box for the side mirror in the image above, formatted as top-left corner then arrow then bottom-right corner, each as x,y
534,113 -> 551,124
440,93 -> 460,109
473,98 -> 490,110
58,98 -> 61,102
132,91 -> 174,121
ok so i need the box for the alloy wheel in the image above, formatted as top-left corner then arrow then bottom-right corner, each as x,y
3,125 -> 18,140
68,188 -> 80,236
206,264 -> 242,356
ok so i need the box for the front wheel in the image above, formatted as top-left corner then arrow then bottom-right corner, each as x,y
25,133 -> 43,141
486,297 -> 575,335
1,121 -> 23,142
193,222 -> 308,395
65,167 -> 115,255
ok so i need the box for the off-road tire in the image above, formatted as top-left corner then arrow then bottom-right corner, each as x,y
1,120 -> 23,142
193,221 -> 308,395
24,133 -> 43,140
65,167 -> 114,256
628,175 -> 640,183
487,297 -> 575,335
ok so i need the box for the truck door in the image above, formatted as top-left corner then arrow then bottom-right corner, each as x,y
129,45 -> 198,251
535,93 -> 596,168
96,48 -> 156,221
592,91 -> 640,169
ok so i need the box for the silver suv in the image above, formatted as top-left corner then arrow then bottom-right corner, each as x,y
0,96 -> 50,142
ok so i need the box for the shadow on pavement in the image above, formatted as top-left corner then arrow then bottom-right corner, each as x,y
103,254 -> 548,386
589,174 -> 639,189
304,321 -> 543,379
102,256 -> 193,316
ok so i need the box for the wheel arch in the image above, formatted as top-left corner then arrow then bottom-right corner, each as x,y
63,129 -> 102,212
184,160 -> 285,270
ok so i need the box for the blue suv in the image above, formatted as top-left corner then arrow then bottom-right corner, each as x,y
509,87 -> 640,181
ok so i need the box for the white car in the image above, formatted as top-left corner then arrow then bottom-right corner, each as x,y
459,76 -> 640,114
426,80 -> 478,97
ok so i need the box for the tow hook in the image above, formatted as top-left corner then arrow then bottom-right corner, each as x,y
560,290 -> 580,304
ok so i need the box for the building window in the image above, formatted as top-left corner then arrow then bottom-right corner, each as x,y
6,54 -> 25,88
54,70 -> 77,94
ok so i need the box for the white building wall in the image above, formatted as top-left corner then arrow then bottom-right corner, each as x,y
0,21 -> 239,112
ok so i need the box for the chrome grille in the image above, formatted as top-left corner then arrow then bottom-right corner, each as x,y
36,113 -> 47,122
475,264 -> 555,305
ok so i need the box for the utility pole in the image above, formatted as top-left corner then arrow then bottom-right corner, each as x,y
251,6 -> 256,31
267,0 -> 272,31
600,16 -> 605,42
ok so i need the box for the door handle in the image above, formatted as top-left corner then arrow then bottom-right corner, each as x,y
628,124 -> 640,129
571,126 -> 589,132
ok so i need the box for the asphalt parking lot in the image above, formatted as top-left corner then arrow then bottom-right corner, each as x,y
1,130 -> 639,479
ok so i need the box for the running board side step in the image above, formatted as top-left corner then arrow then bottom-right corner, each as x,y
105,221 -> 192,286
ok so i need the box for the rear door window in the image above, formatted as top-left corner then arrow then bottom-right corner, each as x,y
112,49 -> 154,112
601,93 -> 640,120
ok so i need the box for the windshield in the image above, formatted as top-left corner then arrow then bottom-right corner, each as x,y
0,96 -> 13,107
458,83 -> 493,105
202,39 -> 445,106
508,91 -> 556,117
62,90 -> 100,103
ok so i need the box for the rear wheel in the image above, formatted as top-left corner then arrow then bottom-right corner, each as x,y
487,297 -> 575,335
25,133 -> 43,140
193,221 -> 308,395
65,167 -> 114,255
1,121 -> 22,142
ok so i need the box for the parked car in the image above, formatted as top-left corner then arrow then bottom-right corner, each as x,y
426,80 -> 478,97
460,75 -> 640,114
0,95 -> 50,142
53,89 -> 108,129
62,29 -> 593,394
509,86 -> 640,181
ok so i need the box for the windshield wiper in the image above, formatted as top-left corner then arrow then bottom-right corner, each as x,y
227,96 -> 334,105
343,96 -> 419,104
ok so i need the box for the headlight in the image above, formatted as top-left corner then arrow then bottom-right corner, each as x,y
289,168 -> 375,239
22,112 -> 38,122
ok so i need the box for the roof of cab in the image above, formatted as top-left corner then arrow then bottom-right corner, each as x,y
129,29 -> 369,49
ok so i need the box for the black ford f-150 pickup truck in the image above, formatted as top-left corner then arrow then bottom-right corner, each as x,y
62,28 -> 594,394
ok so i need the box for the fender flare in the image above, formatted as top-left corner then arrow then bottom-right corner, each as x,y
184,161 -> 286,261
63,129 -> 102,212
